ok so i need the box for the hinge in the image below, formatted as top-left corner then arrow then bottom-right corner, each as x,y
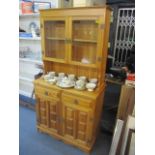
65,39 -> 72,44
89,118 -> 94,122
60,117 -> 64,123
97,57 -> 102,62
87,138 -> 92,144
57,93 -> 61,98
40,23 -> 43,28
95,19 -> 101,24
108,42 -> 111,48
56,117 -> 60,123
100,24 -> 105,29
110,11 -> 113,23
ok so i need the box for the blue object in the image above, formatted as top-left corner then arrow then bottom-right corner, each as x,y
19,32 -> 33,38
19,94 -> 35,105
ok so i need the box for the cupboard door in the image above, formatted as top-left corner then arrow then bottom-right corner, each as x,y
36,94 -> 60,133
36,95 -> 48,128
76,109 -> 93,145
62,105 -> 77,140
48,99 -> 59,133
62,102 -> 93,144
41,18 -> 68,62
69,16 -> 104,67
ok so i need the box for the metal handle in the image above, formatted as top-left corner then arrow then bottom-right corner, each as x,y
74,99 -> 79,105
44,91 -> 48,96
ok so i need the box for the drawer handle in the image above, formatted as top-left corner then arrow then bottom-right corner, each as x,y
57,94 -> 60,98
44,91 -> 48,96
74,99 -> 79,105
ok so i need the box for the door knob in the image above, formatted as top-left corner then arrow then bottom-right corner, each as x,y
74,99 -> 79,105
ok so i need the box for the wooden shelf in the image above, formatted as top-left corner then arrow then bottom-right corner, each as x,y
43,57 -> 66,63
19,58 -> 42,65
46,37 -> 65,41
70,61 -> 97,68
19,13 -> 39,17
19,90 -> 32,97
19,37 -> 41,41
73,39 -> 97,43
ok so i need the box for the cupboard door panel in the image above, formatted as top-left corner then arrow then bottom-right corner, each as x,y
63,105 -> 77,140
48,99 -> 59,133
36,95 -> 48,128
36,94 -> 60,133
76,110 -> 93,145
62,100 -> 93,144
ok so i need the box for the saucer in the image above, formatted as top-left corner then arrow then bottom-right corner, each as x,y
74,85 -> 85,90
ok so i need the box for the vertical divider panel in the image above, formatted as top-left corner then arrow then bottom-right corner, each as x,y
40,19 -> 46,58
67,17 -> 72,63
46,100 -> 50,127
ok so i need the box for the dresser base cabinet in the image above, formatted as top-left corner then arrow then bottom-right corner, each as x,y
34,79 -> 105,153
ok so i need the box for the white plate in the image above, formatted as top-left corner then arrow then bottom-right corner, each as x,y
56,82 -> 75,88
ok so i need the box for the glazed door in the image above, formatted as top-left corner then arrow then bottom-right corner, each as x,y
69,16 -> 104,67
41,17 -> 69,63
62,103 -> 93,144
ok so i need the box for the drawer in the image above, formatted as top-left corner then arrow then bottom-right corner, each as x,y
62,93 -> 92,108
35,86 -> 60,99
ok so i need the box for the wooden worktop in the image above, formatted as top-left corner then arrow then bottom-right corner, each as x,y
34,77 -> 105,100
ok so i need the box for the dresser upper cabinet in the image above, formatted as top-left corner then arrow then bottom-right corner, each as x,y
40,8 -> 108,68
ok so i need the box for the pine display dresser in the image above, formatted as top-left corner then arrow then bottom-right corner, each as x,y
34,6 -> 111,153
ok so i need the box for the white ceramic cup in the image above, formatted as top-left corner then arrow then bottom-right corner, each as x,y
58,72 -> 65,78
86,82 -> 96,91
89,78 -> 98,84
78,76 -> 87,81
68,74 -> 75,81
76,79 -> 85,88
49,71 -> 55,78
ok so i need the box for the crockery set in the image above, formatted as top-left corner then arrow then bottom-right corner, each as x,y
43,71 -> 98,91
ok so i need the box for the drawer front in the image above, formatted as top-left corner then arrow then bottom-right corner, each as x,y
35,86 -> 60,99
62,93 -> 92,108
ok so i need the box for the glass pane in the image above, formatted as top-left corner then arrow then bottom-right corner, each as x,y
45,21 -> 65,38
45,40 -> 65,59
72,20 -> 98,64
72,20 -> 98,41
72,42 -> 97,64
44,20 -> 66,59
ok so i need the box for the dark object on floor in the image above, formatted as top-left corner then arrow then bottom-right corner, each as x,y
110,69 -> 127,81
19,100 -> 35,110
19,27 -> 26,32
101,83 -> 121,133
31,72 -> 43,98
19,106 -> 112,155
125,45 -> 135,73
